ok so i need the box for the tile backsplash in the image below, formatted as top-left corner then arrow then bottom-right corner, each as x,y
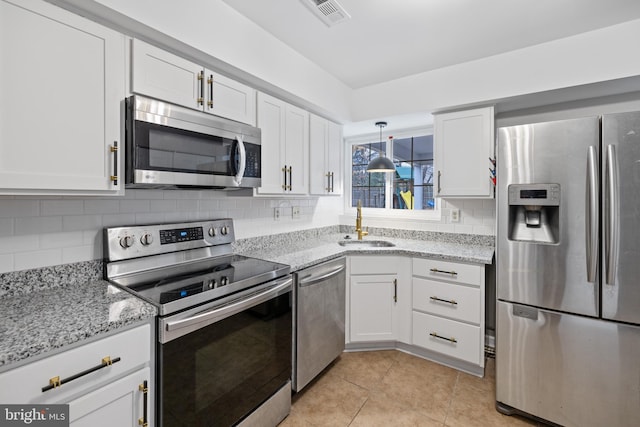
0,191 -> 495,274
0,190 -> 343,274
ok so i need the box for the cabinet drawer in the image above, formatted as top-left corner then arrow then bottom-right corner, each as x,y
412,311 -> 481,365
350,256 -> 400,275
0,324 -> 150,404
413,258 -> 482,287
413,277 -> 480,324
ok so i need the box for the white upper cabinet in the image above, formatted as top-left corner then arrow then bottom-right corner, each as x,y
309,114 -> 343,195
434,106 -> 495,198
131,39 -> 256,126
0,0 -> 124,195
256,92 -> 309,195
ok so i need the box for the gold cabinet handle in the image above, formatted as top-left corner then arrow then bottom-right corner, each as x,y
110,141 -> 118,185
430,268 -> 458,276
197,71 -> 204,106
429,296 -> 458,305
138,380 -> 149,427
430,332 -> 457,343
42,356 -> 121,392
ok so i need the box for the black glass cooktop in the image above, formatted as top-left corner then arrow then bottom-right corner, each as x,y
110,254 -> 290,315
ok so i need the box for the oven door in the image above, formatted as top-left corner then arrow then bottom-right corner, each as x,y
157,277 -> 292,427
125,95 -> 261,189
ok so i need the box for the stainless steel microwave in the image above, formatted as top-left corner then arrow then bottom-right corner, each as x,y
125,95 -> 261,189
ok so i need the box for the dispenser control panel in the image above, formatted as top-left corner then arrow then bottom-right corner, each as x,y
508,183 -> 560,206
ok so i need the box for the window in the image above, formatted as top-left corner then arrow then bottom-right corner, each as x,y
349,132 -> 436,214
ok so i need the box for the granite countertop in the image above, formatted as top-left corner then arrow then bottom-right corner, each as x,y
238,232 -> 495,272
0,277 -> 156,370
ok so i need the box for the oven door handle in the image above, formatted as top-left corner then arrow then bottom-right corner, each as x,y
163,277 -> 292,340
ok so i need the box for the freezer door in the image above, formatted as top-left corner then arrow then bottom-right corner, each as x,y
602,111 -> 640,324
496,301 -> 640,427
497,117 -> 600,316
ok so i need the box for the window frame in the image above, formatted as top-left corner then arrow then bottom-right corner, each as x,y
344,126 -> 441,221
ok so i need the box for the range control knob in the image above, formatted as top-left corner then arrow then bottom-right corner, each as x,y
220,226 -> 229,236
220,276 -> 229,287
206,279 -> 216,289
208,227 -> 217,237
119,235 -> 134,249
140,233 -> 154,246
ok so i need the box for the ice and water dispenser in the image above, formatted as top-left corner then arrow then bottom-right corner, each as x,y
507,184 -> 560,244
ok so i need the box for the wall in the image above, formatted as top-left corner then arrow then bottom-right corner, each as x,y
0,191 -> 342,273
339,199 -> 495,236
351,18 -> 640,119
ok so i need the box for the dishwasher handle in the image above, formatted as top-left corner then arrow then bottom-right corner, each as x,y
298,265 -> 345,288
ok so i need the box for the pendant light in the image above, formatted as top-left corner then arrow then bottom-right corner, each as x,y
366,121 -> 396,172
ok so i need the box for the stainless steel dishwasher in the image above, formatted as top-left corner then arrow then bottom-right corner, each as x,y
293,257 -> 346,392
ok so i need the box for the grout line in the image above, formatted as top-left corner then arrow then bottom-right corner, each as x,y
442,372 -> 460,427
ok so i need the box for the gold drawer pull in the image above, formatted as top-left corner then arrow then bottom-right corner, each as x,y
430,296 -> 458,305
430,268 -> 458,276
430,332 -> 457,343
42,356 -> 121,392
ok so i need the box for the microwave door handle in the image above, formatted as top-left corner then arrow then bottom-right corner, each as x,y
233,135 -> 246,185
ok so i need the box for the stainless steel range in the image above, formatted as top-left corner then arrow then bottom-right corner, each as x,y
104,219 -> 292,427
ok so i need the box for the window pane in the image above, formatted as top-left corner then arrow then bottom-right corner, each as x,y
351,142 -> 388,208
413,135 -> 433,160
352,187 -> 386,208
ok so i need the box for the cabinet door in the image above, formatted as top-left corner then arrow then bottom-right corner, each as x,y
0,0 -> 124,194
131,39 -> 202,110
256,92 -> 286,194
69,368 -> 150,427
434,106 -> 494,198
309,114 -> 329,195
327,121 -> 343,195
284,104 -> 309,195
350,274 -> 397,342
205,69 -> 256,126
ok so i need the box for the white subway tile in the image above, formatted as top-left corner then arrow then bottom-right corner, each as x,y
149,200 -> 178,212
472,225 -> 495,235
134,189 -> 165,199
63,215 -> 102,231
0,218 -> 14,237
15,216 -> 63,235
0,254 -> 14,273
0,200 -> 40,218
135,213 -> 165,224
102,213 -> 136,227
119,200 -> 150,213
41,199 -> 84,215
453,224 -> 474,234
15,249 -> 62,271
40,231 -> 83,249
0,235 -> 39,254
62,245 -> 97,264
84,200 -> 120,215
175,200 -> 199,212
199,200 -> 219,211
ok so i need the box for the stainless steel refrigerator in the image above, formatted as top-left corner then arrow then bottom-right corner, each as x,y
496,111 -> 640,427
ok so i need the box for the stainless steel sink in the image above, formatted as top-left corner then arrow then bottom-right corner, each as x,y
338,240 -> 395,248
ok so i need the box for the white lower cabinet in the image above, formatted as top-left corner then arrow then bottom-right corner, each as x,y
69,367 -> 149,427
347,254 -> 486,375
412,258 -> 485,372
348,256 -> 411,344
0,324 -> 153,426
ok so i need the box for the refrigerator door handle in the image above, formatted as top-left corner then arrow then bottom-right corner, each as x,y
586,146 -> 599,283
605,144 -> 620,286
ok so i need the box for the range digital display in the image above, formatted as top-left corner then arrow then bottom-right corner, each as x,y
159,227 -> 204,245
520,189 -> 547,199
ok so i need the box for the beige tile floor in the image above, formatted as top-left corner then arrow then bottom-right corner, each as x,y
280,350 -> 542,427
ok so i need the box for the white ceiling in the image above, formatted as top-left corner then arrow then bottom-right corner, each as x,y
222,0 -> 640,135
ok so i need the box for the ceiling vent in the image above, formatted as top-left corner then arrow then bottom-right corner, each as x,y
300,0 -> 351,27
